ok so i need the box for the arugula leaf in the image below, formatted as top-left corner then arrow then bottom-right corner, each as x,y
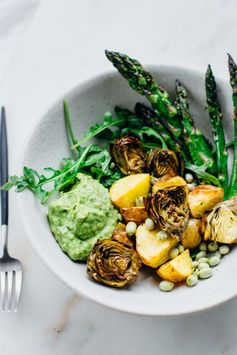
64,100 -> 79,147
73,112 -> 125,148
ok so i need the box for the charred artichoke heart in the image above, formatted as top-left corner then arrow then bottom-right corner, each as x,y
110,135 -> 146,175
204,197 -> 237,244
112,226 -> 134,248
145,184 -> 189,239
147,148 -> 183,180
87,239 -> 141,288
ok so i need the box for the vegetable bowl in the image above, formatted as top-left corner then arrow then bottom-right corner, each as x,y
15,55 -> 237,316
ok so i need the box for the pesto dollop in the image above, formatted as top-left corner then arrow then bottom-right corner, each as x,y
48,173 -> 118,261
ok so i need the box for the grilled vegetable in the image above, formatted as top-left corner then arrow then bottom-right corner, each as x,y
188,185 -> 224,218
204,197 -> 237,244
181,218 -> 202,249
228,54 -> 237,198
145,182 -> 189,238
147,148 -> 183,180
87,239 -> 141,288
111,224 -> 134,248
109,173 -> 150,208
157,249 -> 192,282
105,50 -> 183,140
176,80 -> 213,167
120,207 -> 148,225
135,224 -> 177,268
110,135 -> 146,175
205,65 -> 228,191
152,176 -> 187,194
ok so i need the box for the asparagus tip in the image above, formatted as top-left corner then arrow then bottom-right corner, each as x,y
228,53 -> 237,70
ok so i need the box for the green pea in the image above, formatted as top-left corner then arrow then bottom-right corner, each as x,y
198,262 -> 210,270
185,173 -> 194,183
193,269 -> 199,276
145,218 -> 155,230
192,261 -> 199,268
219,245 -> 230,255
178,244 -> 184,253
213,251 -> 222,258
170,248 -> 179,259
196,251 -> 207,260
186,274 -> 198,287
157,231 -> 168,240
199,242 -> 207,252
159,281 -> 174,292
209,256 -> 220,267
126,222 -> 137,236
208,242 -> 218,252
198,257 -> 209,264
187,183 -> 196,191
199,268 -> 213,279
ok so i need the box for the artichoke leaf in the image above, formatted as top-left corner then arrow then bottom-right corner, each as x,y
204,197 -> 237,244
147,148 -> 183,180
87,239 -> 141,288
110,134 -> 146,175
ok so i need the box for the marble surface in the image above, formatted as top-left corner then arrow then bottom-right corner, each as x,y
2,0 -> 237,354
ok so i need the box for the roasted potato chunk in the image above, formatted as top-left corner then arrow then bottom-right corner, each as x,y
152,176 -> 187,194
136,224 -> 177,268
121,207 -> 148,224
188,185 -> 224,218
182,218 -> 202,249
110,174 -> 150,208
157,249 -> 192,282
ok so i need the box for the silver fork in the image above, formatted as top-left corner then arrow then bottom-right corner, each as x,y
0,107 -> 22,312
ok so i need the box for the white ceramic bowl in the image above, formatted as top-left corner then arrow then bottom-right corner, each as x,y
18,66 -> 236,316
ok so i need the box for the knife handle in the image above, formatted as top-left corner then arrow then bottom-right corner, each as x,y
1,107 -> 9,226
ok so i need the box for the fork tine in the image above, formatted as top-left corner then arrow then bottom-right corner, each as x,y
14,270 -> 22,312
0,271 -> 6,311
7,271 -> 13,312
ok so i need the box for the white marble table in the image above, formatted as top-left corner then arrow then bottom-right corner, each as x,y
1,0 -> 237,354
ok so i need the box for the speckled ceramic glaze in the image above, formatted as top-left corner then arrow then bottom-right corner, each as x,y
17,66 -> 236,316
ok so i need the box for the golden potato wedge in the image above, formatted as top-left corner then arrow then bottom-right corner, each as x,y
182,218 -> 202,249
121,207 -> 148,224
188,185 -> 224,218
157,249 -> 192,282
136,224 -> 177,268
152,176 -> 187,194
110,174 -> 150,208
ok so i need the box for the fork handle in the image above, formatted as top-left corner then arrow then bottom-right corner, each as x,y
1,107 -> 8,226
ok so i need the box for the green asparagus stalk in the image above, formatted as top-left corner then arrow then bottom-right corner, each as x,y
176,81 -> 216,174
205,65 -> 228,192
105,50 -> 183,140
175,81 -> 202,165
228,54 -> 237,197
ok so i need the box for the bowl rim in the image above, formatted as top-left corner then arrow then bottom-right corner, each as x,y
16,65 -> 235,317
